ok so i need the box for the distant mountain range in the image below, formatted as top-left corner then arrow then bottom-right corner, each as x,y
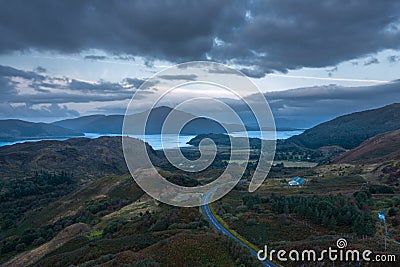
0,119 -> 83,142
52,114 -> 123,134
53,106 -> 248,134
51,114 -> 109,132
0,106 -> 246,142
1,103 -> 399,146
287,103 -> 400,149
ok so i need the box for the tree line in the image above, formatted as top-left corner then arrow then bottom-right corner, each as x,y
270,192 -> 376,236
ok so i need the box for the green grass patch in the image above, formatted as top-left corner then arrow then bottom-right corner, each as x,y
88,230 -> 103,238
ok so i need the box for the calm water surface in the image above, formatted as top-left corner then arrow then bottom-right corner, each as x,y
0,130 -> 304,150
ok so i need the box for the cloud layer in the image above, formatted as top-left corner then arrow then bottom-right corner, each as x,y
1,64 -> 399,127
219,80 -> 400,128
1,0 -> 400,76
0,64 -> 147,119
264,81 -> 400,128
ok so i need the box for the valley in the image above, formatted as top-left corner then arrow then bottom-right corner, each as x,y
0,104 -> 399,266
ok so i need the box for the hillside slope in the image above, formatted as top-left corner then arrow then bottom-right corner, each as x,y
0,170 -> 237,267
0,136 -> 161,179
0,119 -> 83,142
3,223 -> 91,267
51,114 -> 106,131
334,129 -> 400,164
53,106 -> 248,134
288,103 -> 400,149
53,106 -> 223,134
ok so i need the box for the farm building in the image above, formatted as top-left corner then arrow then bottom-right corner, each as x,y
288,176 -> 306,187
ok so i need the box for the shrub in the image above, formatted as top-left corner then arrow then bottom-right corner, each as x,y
235,205 -> 248,213
369,185 -> 394,194
246,218 -> 257,225
15,243 -> 26,252
388,207 -> 397,217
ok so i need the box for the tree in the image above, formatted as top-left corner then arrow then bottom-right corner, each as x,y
328,216 -> 337,231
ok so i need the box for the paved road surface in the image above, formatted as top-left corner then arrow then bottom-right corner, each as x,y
201,191 -> 277,267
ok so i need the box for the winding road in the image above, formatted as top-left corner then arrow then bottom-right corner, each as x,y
201,191 -> 277,267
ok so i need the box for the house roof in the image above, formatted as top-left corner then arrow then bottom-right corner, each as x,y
290,176 -> 306,184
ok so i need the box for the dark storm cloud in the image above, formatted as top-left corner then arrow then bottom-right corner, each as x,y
266,82 -> 400,102
0,64 -> 148,106
0,103 -> 80,119
0,65 -> 45,81
85,54 -> 137,61
326,66 -> 338,77
123,78 -> 146,89
34,66 -> 47,73
11,92 -> 133,104
0,1 -> 232,58
158,74 -> 198,81
68,79 -> 131,94
363,57 -> 379,66
84,55 -> 107,61
240,68 -> 272,79
388,55 -> 400,63
114,55 -> 135,61
0,76 -> 18,97
1,0 -> 399,77
207,65 -> 240,75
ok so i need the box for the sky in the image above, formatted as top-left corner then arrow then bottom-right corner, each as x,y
0,0 -> 400,127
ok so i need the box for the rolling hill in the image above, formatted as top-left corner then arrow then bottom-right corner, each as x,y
0,138 -> 238,266
53,106 -> 250,134
0,136 -> 162,179
50,114 -> 106,132
53,114 -> 123,134
288,103 -> 400,149
0,119 -> 83,142
334,129 -> 400,164
187,133 -> 262,148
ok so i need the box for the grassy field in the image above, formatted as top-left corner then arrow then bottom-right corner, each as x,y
275,160 -> 318,168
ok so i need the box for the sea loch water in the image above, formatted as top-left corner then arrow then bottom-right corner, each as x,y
0,130 -> 304,150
